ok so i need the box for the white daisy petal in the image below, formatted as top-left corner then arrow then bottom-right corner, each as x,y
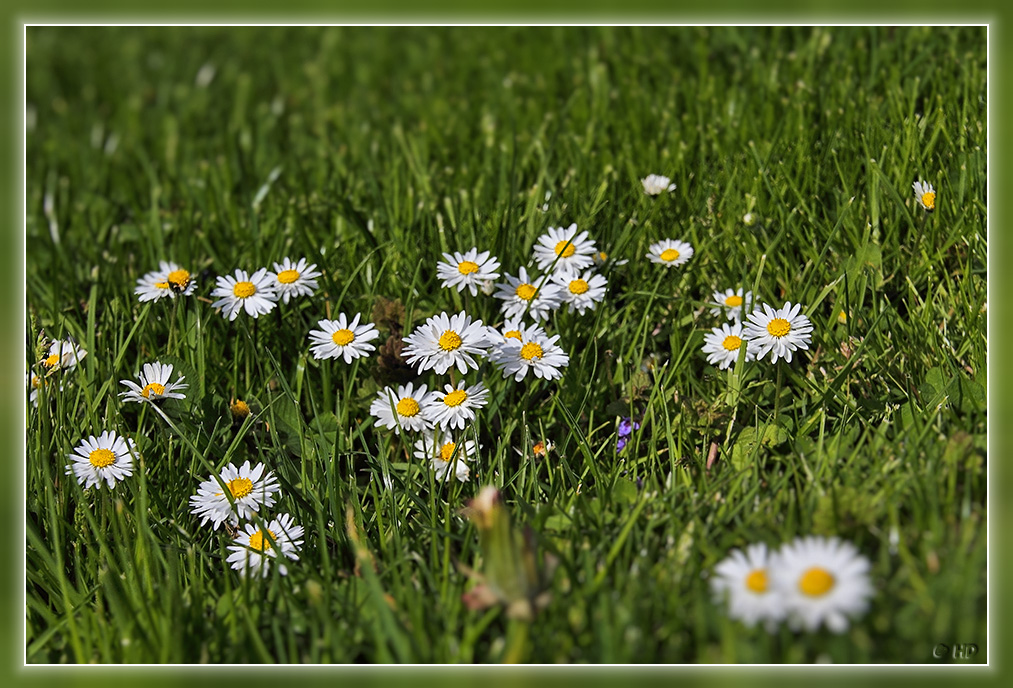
369,382 -> 432,435
492,267 -> 564,322
189,460 -> 281,530
741,301 -> 814,364
708,288 -> 754,322
771,535 -> 874,634
711,542 -> 785,632
210,268 -> 279,321
307,313 -> 379,363
646,239 -> 694,268
269,257 -> 322,304
134,261 -> 198,303
551,268 -> 608,315
641,174 -> 677,195
119,360 -> 188,404
436,248 -> 501,296
401,311 -> 490,375
531,223 -> 597,273
912,179 -> 936,211
226,513 -> 305,578
65,431 -> 137,490
421,381 -> 489,431
42,338 -> 88,372
489,323 -> 569,382
414,429 -> 478,483
702,322 -> 755,370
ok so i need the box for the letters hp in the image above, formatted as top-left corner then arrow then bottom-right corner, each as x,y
952,644 -> 978,659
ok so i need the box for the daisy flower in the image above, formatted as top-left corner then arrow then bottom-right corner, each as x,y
308,313 -> 379,363
414,429 -> 478,483
702,322 -> 755,370
436,248 -> 501,296
710,542 -> 785,632
189,460 -> 281,530
485,316 -> 529,350
492,266 -> 564,321
65,431 -> 136,490
742,302 -> 814,364
641,174 -> 677,195
42,338 -> 87,372
269,257 -> 322,304
210,268 -> 279,321
551,268 -> 608,315
708,288 -> 754,322
119,361 -> 188,404
531,223 -> 597,273
592,251 -> 629,268
134,261 -> 197,302
401,311 -> 490,375
226,513 -> 305,578
771,535 -> 873,633
489,324 -> 569,382
913,180 -> 936,211
27,371 -> 49,407
422,381 -> 489,431
646,239 -> 694,268
369,382 -> 431,434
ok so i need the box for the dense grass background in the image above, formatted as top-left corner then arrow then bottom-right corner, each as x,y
24,26 -> 986,663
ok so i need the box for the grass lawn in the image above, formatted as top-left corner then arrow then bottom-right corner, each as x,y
24,25 -> 987,664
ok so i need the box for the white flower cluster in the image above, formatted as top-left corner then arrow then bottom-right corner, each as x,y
701,295 -> 814,369
368,223 -> 614,483
711,536 -> 873,634
189,459 -> 304,578
134,256 -> 322,318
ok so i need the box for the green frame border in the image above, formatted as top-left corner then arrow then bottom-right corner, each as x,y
5,4 -> 1003,686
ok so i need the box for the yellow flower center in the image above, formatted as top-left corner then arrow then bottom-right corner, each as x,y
440,442 -> 457,461
520,342 -> 544,361
554,240 -> 577,258
443,389 -> 468,407
922,191 -> 936,210
659,248 -> 680,262
598,252 -> 608,261
457,261 -> 480,275
396,397 -> 420,417
332,329 -> 355,346
233,281 -> 256,298
44,354 -> 59,368
533,441 -> 546,456
156,281 -> 170,290
766,318 -> 791,338
231,400 -> 251,419
276,269 -> 300,284
141,382 -> 166,398
31,375 -> 43,389
89,448 -> 116,468
504,329 -> 522,340
798,566 -> 836,597
248,528 -> 277,553
745,568 -> 768,594
837,310 -> 848,324
227,477 -> 254,499
724,295 -> 743,307
438,330 -> 463,351
722,335 -> 742,351
515,283 -> 537,301
568,279 -> 589,295
167,269 -> 191,289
